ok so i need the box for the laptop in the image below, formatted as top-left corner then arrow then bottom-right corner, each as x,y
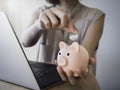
0,12 -> 62,90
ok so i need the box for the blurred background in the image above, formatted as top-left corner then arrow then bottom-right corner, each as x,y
0,0 -> 120,90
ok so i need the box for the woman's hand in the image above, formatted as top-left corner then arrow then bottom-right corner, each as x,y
55,57 -> 95,85
36,7 -> 78,34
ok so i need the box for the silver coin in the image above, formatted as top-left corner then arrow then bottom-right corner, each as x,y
69,34 -> 79,41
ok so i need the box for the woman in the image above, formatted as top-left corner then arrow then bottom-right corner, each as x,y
21,0 -> 105,89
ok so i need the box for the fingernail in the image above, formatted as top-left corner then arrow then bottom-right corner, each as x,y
86,69 -> 88,73
73,30 -> 78,34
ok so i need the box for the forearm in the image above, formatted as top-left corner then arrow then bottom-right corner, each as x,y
81,15 -> 105,57
21,20 -> 43,47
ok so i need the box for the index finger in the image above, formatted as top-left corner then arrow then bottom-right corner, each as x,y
63,20 -> 78,34
66,70 -> 77,85
67,20 -> 78,34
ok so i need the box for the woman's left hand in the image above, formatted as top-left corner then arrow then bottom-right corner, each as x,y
55,57 -> 95,85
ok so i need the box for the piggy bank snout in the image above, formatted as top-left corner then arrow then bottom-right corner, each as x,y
57,57 -> 67,67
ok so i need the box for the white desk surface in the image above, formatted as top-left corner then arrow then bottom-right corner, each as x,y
0,80 -> 30,90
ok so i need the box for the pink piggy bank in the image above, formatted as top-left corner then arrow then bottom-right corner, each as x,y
57,41 -> 89,77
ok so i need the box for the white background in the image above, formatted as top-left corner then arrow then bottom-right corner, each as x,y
0,0 -> 120,89
80,0 -> 120,90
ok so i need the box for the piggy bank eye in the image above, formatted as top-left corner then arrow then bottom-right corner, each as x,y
59,52 -> 61,55
67,53 -> 70,56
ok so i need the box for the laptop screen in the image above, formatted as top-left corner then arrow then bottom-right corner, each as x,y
0,12 -> 62,90
0,12 -> 40,90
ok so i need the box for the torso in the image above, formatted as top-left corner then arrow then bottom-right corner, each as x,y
33,2 -> 104,90
36,2 -> 104,76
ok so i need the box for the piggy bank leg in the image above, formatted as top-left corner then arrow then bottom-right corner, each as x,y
48,72 -> 100,90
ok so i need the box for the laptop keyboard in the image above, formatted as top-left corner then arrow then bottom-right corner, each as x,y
28,61 -> 62,89
32,67 -> 49,78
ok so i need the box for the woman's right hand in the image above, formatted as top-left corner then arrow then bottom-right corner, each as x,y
36,7 -> 78,34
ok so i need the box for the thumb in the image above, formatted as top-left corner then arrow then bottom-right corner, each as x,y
89,57 -> 96,64
54,60 -> 58,65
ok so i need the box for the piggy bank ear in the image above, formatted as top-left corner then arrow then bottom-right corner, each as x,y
71,42 -> 80,51
59,41 -> 67,49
